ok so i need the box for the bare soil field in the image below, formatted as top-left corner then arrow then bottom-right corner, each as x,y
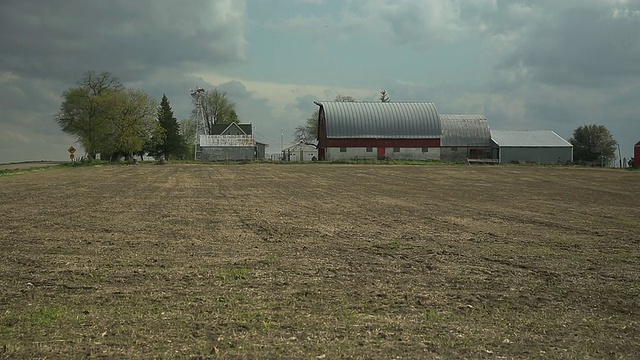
1,163 -> 638,359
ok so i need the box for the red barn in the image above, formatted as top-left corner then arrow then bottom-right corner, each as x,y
635,141 -> 640,168
315,101 -> 441,161
314,101 -> 494,162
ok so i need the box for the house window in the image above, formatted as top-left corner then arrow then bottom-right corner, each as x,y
340,147 -> 347,152
422,147 -> 429,153
393,147 -> 400,153
366,147 -> 373,153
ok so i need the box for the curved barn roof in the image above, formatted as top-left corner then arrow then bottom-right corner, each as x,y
315,101 -> 441,139
440,114 -> 492,147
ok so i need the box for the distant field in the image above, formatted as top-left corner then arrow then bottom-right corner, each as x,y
1,163 -> 638,358
0,161 -> 65,171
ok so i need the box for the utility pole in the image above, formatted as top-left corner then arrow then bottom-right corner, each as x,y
618,144 -> 622,168
281,129 -> 284,161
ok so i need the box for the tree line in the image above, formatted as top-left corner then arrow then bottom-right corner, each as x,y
56,71 -> 239,161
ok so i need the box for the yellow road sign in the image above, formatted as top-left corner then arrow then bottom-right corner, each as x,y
68,146 -> 76,154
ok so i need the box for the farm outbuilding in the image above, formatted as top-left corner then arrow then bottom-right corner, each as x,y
439,114 -> 492,162
198,122 -> 266,162
634,141 -> 640,168
283,142 -> 318,162
315,101 -> 441,161
490,130 -> 573,165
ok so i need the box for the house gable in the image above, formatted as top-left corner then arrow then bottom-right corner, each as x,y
220,122 -> 247,136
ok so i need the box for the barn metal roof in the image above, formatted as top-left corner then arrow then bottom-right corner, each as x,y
440,114 -> 492,147
315,101 -> 441,139
491,130 -> 572,147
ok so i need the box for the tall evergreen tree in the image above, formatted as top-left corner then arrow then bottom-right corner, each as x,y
154,94 -> 183,160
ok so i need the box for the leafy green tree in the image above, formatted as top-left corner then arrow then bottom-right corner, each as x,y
56,71 -> 123,160
152,94 -> 183,160
179,119 -> 197,160
98,89 -> 159,161
56,71 -> 164,162
570,124 -> 617,164
294,95 -> 356,143
380,89 -> 390,102
192,89 -> 239,133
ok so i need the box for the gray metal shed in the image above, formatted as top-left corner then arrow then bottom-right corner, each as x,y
440,114 -> 492,161
491,130 -> 573,164
439,114 -> 492,147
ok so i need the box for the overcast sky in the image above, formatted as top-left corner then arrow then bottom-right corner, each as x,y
1,0 -> 639,163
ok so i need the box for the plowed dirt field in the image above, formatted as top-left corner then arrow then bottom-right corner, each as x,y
1,163 -> 638,358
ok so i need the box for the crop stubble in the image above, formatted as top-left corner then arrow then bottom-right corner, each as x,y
0,164 -> 638,358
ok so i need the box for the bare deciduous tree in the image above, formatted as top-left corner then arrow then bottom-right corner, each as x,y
192,89 -> 239,134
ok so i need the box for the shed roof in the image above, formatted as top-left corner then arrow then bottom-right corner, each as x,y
440,114 -> 492,147
209,123 -> 252,135
491,130 -> 572,147
284,142 -> 318,152
315,101 -> 441,139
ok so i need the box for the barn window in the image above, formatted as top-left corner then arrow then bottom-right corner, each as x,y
451,147 -> 458,152
340,147 -> 347,152
393,147 -> 400,152
422,148 -> 429,153
366,147 -> 373,152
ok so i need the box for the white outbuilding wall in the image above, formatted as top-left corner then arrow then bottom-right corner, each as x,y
324,147 -> 441,161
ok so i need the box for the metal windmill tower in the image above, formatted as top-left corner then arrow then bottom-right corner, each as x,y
190,87 -> 206,160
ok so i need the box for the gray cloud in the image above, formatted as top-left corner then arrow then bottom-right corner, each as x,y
286,94 -> 318,115
0,0 -> 247,82
217,81 -> 253,100
502,4 -> 640,88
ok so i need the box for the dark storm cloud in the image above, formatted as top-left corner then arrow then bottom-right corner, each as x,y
0,75 -> 67,134
501,4 -> 640,88
0,0 -> 247,82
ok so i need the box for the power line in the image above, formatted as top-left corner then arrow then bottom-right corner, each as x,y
252,130 -> 281,145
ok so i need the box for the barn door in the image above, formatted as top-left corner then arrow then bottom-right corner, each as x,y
377,147 -> 386,160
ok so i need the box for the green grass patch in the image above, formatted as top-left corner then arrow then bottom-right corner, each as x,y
26,306 -> 68,326
59,160 -> 118,168
219,267 -> 252,281
422,310 -> 442,321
